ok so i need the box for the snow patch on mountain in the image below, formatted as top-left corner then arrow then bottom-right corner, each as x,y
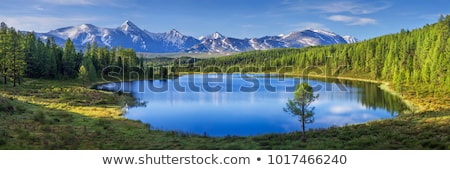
343,35 -> 358,44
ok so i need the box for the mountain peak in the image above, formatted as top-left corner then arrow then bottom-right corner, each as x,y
120,20 -> 140,32
79,24 -> 97,31
212,32 -> 224,39
122,20 -> 134,25
168,29 -> 181,35
282,29 -> 338,38
165,29 -> 185,39
199,32 -> 225,40
310,29 -> 337,37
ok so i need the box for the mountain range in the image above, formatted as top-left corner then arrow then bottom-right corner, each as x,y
35,20 -> 357,53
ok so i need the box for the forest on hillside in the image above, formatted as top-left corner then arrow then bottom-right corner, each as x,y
0,22 -> 142,86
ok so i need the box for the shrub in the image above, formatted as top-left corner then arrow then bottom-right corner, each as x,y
96,119 -> 111,130
15,105 -> 26,113
0,98 -> 15,113
40,125 -> 52,132
0,127 -> 7,146
17,129 -> 31,141
33,111 -> 46,123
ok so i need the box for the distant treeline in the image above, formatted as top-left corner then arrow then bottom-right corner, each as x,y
0,22 -> 143,86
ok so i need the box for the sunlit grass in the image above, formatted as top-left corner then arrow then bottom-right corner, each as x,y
1,79 -> 131,119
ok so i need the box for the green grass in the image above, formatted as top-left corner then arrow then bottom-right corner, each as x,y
0,78 -> 449,149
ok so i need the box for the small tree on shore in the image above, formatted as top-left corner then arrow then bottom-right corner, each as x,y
78,65 -> 88,86
283,82 -> 318,142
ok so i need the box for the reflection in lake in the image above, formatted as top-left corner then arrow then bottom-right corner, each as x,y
98,74 -> 409,137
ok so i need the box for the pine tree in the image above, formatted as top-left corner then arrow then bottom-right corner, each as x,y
46,38 -> 58,79
9,28 -> 25,86
80,56 -> 97,84
90,41 -> 100,72
24,32 -> 39,78
87,59 -> 97,82
283,82 -> 319,142
62,38 -> 77,78
0,22 -> 8,84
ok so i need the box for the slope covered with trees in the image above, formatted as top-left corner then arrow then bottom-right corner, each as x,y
0,22 -> 141,85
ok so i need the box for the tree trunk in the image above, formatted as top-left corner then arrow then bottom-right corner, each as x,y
17,66 -> 21,85
13,50 -> 16,87
13,69 -> 16,87
302,118 -> 306,142
2,64 -> 6,84
301,103 -> 306,142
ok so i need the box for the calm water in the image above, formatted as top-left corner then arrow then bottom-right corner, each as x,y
98,74 -> 409,137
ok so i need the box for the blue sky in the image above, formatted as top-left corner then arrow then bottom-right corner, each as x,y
0,0 -> 449,40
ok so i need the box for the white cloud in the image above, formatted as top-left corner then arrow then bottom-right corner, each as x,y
328,104 -> 366,114
328,15 -> 354,22
286,1 -> 391,15
313,1 -> 390,15
350,18 -> 377,26
34,6 -> 45,11
328,15 -> 377,26
329,106 -> 354,114
0,15 -> 99,32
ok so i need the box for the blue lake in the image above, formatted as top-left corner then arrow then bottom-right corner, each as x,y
98,74 -> 409,137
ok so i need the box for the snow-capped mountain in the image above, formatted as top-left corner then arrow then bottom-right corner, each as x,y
149,29 -> 201,52
36,20 -> 357,53
40,20 -> 198,53
113,20 -> 158,51
188,32 -> 253,53
281,29 -> 347,47
187,29 -> 356,53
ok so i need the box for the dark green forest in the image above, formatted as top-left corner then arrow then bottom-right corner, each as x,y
0,22 -> 142,86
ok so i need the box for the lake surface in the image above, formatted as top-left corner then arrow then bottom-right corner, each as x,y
98,74 -> 409,137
